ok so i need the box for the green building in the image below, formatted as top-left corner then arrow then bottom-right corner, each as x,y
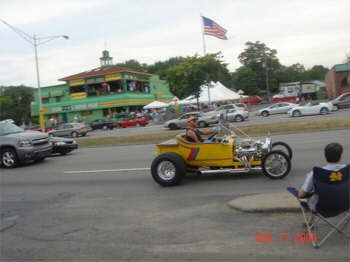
31,50 -> 173,123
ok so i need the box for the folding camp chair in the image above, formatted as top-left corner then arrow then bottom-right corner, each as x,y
287,165 -> 350,248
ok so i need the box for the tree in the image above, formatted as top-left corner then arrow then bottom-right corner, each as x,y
148,57 -> 186,79
277,63 -> 307,83
231,66 -> 259,95
166,53 -> 229,102
115,59 -> 148,72
1,85 -> 34,124
238,41 -> 282,95
305,65 -> 328,80
0,96 -> 16,121
344,52 -> 350,64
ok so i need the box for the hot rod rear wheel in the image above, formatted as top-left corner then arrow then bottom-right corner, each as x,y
262,150 -> 291,179
271,142 -> 293,160
151,153 -> 186,186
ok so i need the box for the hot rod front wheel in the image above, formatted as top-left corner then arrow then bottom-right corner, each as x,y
271,142 -> 293,160
151,153 -> 186,186
262,150 -> 291,179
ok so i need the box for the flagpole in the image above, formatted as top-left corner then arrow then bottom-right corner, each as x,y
200,14 -> 210,107
200,14 -> 206,55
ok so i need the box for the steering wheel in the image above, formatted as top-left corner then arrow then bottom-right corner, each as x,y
207,132 -> 218,141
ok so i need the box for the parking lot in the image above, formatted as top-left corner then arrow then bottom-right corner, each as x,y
1,130 -> 349,261
82,107 -> 350,138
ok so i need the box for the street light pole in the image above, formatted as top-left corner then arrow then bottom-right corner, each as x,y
1,19 -> 68,128
33,35 -> 42,114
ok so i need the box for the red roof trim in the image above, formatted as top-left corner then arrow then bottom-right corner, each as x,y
59,66 -> 153,81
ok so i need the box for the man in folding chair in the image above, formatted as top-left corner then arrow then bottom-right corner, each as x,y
287,143 -> 350,248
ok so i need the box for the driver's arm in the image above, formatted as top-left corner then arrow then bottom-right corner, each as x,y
199,129 -> 215,135
187,129 -> 201,143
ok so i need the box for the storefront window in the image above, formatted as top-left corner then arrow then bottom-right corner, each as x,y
42,97 -> 49,104
126,80 -> 150,93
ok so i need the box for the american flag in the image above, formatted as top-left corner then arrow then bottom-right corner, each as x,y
202,16 -> 227,40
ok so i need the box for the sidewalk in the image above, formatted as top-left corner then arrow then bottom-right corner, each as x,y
228,192 -> 300,213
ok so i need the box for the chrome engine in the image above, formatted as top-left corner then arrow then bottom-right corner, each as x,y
234,137 -> 271,168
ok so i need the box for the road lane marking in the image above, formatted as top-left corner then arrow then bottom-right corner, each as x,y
64,168 -> 150,174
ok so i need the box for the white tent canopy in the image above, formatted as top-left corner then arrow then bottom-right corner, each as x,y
143,100 -> 168,109
178,82 -> 243,104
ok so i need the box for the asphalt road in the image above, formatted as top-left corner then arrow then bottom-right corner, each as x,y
1,130 -> 350,262
84,107 -> 350,138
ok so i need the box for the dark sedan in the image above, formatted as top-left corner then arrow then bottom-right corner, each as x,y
90,119 -> 118,130
50,136 -> 78,155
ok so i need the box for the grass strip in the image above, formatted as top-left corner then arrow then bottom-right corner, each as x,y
78,117 -> 350,148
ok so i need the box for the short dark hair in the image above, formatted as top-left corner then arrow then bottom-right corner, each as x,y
324,143 -> 343,163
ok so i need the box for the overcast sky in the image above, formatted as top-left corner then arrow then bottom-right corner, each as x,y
1,0 -> 349,88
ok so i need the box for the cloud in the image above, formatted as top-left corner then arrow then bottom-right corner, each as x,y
1,0 -> 349,87
0,0 -> 113,26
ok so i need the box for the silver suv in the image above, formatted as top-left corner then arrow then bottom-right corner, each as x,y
0,121 -> 52,168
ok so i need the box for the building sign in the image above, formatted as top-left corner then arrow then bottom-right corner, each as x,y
71,92 -> 87,100
69,79 -> 85,86
50,102 -> 99,113
74,104 -> 88,110
105,73 -> 121,81
86,77 -> 106,84
52,107 -> 63,112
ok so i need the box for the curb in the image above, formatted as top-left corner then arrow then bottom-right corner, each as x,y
227,193 -> 300,213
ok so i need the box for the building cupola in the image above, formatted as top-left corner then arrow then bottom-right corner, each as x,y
100,50 -> 113,67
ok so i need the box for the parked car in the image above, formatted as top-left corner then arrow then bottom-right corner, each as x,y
117,117 -> 149,128
29,125 -> 53,132
164,112 -> 218,130
330,92 -> 350,111
258,102 -> 298,117
234,103 -> 248,111
0,121 -> 52,168
50,136 -> 78,155
90,119 -> 118,130
205,104 -> 242,118
244,96 -> 262,104
288,102 -> 333,117
220,109 -> 249,122
48,123 -> 90,137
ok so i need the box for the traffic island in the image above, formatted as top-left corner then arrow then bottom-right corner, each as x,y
228,192 -> 300,213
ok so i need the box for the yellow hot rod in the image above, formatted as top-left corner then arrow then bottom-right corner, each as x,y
151,124 -> 292,186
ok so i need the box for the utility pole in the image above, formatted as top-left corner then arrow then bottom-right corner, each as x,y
1,19 -> 69,129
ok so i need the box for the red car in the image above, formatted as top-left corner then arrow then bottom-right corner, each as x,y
30,126 -> 53,132
117,117 -> 149,128
244,96 -> 262,104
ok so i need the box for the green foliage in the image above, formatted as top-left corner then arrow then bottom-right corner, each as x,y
238,41 -> 282,93
114,44 -> 330,98
115,59 -> 148,72
231,66 -> 259,95
166,53 -> 228,99
148,57 -> 186,79
0,85 -> 34,124
0,95 -> 16,121
277,63 -> 306,83
305,65 -> 329,81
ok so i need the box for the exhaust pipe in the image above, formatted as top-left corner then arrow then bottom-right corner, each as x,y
199,167 -> 262,174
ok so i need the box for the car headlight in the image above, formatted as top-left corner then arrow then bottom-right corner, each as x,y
18,140 -> 32,147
